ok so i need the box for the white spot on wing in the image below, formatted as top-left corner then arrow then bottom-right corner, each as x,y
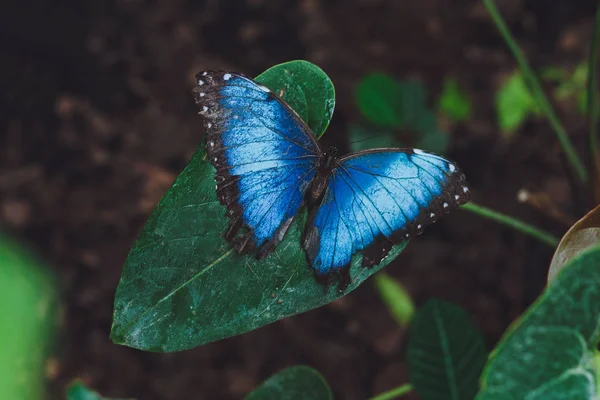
430,213 -> 435,218
202,71 -> 208,76
463,187 -> 469,193
454,195 -> 459,200
417,224 -> 422,229
202,106 -> 208,112
449,164 -> 456,172
209,141 -> 214,147
223,73 -> 232,81
199,92 -> 205,97
198,79 -> 204,85
258,85 -> 270,92
414,149 -> 426,155
207,123 -> 212,128
443,202 -> 448,208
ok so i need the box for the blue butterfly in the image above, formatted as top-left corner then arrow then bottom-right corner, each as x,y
194,70 -> 470,289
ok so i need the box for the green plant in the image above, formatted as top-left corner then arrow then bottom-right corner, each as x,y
108,1 -> 600,397
0,232 -> 59,400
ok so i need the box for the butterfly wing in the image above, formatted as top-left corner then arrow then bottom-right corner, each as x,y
303,148 -> 470,286
194,71 -> 321,257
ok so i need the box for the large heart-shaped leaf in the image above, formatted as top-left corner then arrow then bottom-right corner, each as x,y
255,60 -> 335,138
407,298 -> 487,400
245,366 -> 332,400
110,61 -> 408,352
477,245 -> 600,399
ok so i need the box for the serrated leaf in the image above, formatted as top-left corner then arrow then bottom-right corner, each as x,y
111,64 -> 408,352
438,77 -> 472,122
0,232 -> 59,400
407,299 -> 487,400
255,60 -> 335,139
66,381 -> 133,400
373,272 -> 415,326
245,366 -> 332,400
547,204 -> 600,282
495,71 -> 536,135
355,73 -> 405,128
477,245 -> 600,400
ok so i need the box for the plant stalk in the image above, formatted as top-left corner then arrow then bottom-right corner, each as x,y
483,0 -> 588,184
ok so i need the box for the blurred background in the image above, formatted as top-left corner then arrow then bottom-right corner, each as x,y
1,0 -> 598,399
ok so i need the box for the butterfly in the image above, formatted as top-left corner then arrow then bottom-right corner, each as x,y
193,70 -> 470,289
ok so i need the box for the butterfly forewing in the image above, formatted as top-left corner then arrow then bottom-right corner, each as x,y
194,71 -> 321,257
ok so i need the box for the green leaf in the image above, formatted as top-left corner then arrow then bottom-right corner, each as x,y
407,299 -> 487,400
245,366 -> 332,400
111,64 -> 408,352
495,71 -> 536,135
438,77 -> 472,122
547,204 -> 600,282
355,73 -> 405,128
415,129 -> 450,155
255,60 -> 335,139
399,80 -> 428,127
373,272 -> 415,326
66,380 -> 133,400
0,232 -> 59,400
477,245 -> 600,400
347,124 -> 400,152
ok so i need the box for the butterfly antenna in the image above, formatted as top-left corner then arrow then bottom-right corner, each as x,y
349,134 -> 382,146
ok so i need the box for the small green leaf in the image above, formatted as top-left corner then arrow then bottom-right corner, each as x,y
256,60 -> 335,139
495,71 -> 536,135
245,366 -> 332,400
347,124 -> 400,152
477,245 -> 600,400
438,77 -> 472,122
66,380 -> 133,400
407,299 -> 487,400
111,63 -> 408,352
547,204 -> 600,282
373,272 -> 415,326
399,80 -> 428,127
355,73 -> 405,128
412,109 -> 450,154
540,66 -> 569,82
415,129 -> 450,155
0,233 -> 59,400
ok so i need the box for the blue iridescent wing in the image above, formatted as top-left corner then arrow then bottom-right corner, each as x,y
303,149 -> 470,286
194,71 -> 320,257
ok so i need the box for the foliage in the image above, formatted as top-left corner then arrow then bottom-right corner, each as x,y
66,381 -> 134,400
0,233 -> 59,400
354,72 -> 452,154
477,246 -> 600,399
438,77 -> 472,122
111,60 -> 408,352
407,299 -> 487,400
245,366 -> 332,400
373,272 -> 415,327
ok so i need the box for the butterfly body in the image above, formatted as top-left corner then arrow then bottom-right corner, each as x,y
194,70 -> 470,289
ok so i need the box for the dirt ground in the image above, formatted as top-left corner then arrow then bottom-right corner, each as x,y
1,0 -> 598,399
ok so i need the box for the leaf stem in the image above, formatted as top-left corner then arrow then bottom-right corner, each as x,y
483,0 -> 588,183
589,4 -> 600,197
461,202 -> 560,247
369,384 -> 413,400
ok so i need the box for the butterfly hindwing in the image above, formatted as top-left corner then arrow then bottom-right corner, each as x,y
194,71 -> 320,258
303,149 -> 470,285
